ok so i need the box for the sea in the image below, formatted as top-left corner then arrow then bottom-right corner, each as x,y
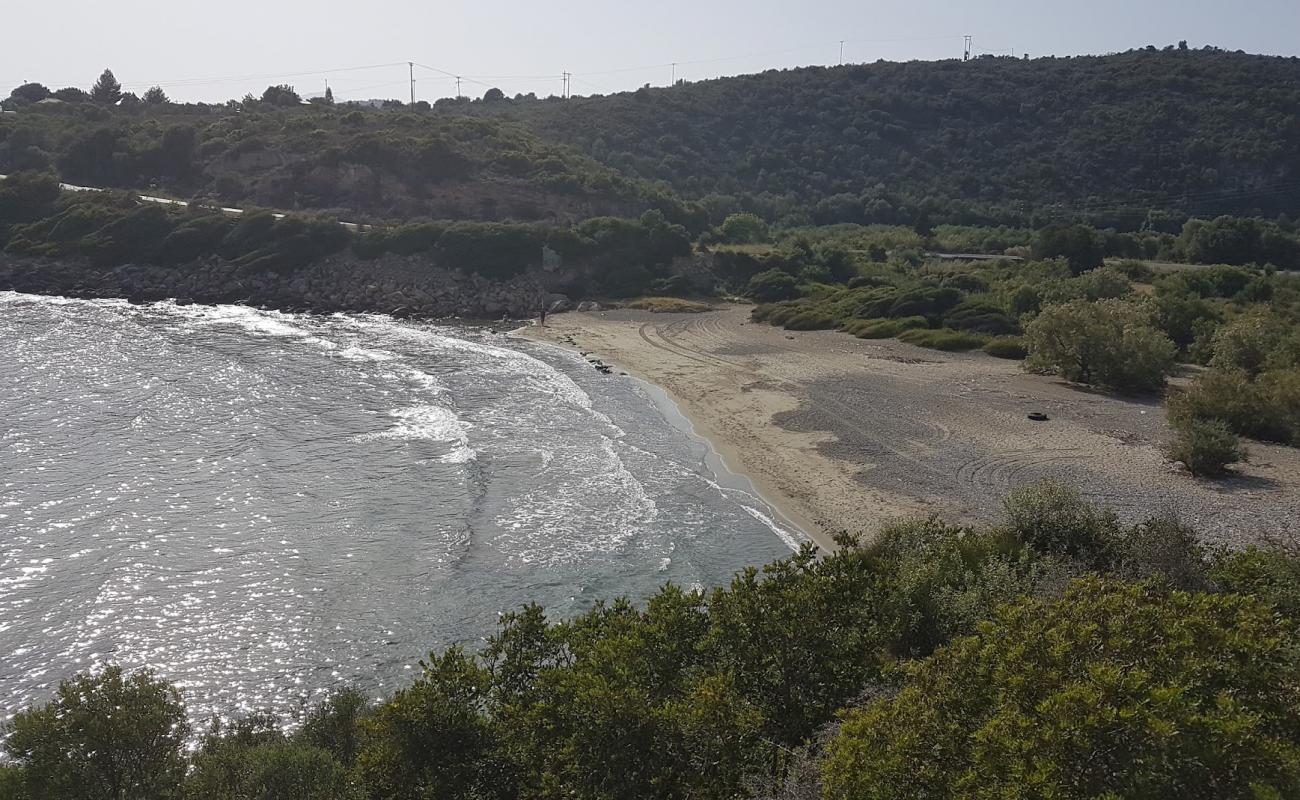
0,291 -> 800,726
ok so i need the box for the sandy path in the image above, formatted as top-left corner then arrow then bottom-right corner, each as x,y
520,305 -> 1300,550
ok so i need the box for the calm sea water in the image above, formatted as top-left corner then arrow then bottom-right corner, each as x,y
0,291 -> 799,726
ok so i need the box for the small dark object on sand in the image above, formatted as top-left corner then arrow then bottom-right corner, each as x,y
1028,412 -> 1050,422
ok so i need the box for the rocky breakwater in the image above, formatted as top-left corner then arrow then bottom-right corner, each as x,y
0,252 -> 572,319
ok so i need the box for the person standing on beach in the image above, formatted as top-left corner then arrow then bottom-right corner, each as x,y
539,306 -> 547,327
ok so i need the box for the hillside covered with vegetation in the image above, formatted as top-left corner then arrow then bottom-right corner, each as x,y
480,45 -> 1300,229
0,88 -> 682,226
5,482 -> 1300,800
4,45 -> 1300,231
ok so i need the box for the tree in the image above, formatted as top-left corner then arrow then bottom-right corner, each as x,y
261,84 -> 301,106
185,716 -> 350,800
1166,417 -> 1246,477
355,648 -> 496,800
156,125 -> 197,179
53,86 -> 91,102
142,86 -> 168,105
823,578 -> 1300,800
9,82 -> 50,103
1032,223 -> 1104,274
483,87 -> 505,102
90,69 -> 123,104
1001,479 -> 1120,562
718,212 -> 769,244
748,269 -> 799,302
2,666 -> 189,800
1024,298 -> 1177,392
324,86 -> 334,105
1210,310 -> 1287,376
0,172 -> 63,225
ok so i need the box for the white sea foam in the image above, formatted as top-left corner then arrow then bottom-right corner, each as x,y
347,319 -> 618,431
739,505 -> 805,552
163,304 -> 308,339
492,436 -> 656,565
357,404 -> 476,464
337,346 -> 396,362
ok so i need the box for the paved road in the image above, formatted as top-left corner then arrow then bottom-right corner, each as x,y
0,174 -> 361,231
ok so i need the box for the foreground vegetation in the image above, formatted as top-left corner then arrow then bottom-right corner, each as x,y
4,483 -> 1300,799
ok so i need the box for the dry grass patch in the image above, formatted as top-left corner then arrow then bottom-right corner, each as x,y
623,297 -> 714,313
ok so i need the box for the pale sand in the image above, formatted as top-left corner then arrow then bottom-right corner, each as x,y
520,305 -> 1300,551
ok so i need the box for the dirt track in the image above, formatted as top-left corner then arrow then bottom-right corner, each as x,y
522,305 -> 1300,550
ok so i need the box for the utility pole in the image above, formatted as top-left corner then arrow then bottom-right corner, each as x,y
561,71 -> 570,99
963,36 -> 972,61
455,76 -> 462,98
671,62 -> 676,86
839,40 -> 845,65
409,62 -> 415,104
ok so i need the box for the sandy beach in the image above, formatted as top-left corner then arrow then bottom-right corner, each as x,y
520,305 -> 1300,551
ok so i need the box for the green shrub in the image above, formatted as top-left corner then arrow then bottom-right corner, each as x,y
1210,310 -> 1288,376
1257,368 -> 1300,444
718,212 -> 769,244
1111,258 -> 1155,281
1109,517 -> 1210,590
864,517 -> 1043,657
1032,223 -> 1103,273
624,297 -> 712,313
886,286 -> 965,319
1002,480 -> 1120,563
752,301 -> 805,327
982,336 -> 1028,359
782,310 -> 837,330
897,327 -> 987,351
942,298 -> 1018,335
1024,298 -> 1177,393
2,667 -> 190,800
823,578 -> 1300,800
1210,547 -> 1300,621
1166,417 -> 1246,477
186,716 -> 351,800
296,687 -> 369,766
842,316 -> 926,339
747,269 -> 799,302
1168,367 -> 1300,446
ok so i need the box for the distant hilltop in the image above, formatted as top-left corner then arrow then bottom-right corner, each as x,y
1,46 -> 1297,230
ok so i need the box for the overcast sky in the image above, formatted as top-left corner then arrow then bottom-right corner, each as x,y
4,0 -> 1298,103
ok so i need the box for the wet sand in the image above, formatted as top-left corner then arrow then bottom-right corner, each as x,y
520,305 -> 1300,551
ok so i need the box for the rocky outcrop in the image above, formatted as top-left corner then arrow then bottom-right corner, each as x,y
0,252 -> 572,320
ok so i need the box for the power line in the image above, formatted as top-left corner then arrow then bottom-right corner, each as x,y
3,33 -> 973,103
117,62 -> 408,91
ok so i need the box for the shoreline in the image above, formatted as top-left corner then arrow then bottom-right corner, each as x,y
625,372 -> 821,552
516,316 -> 854,552
515,306 -> 1300,552
513,320 -> 828,550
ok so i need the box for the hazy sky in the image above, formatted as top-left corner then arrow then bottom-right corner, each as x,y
4,0 -> 1298,103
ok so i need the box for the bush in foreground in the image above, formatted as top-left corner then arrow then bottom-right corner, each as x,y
3,666 -> 189,800
1166,417 -> 1246,477
5,484 -> 1300,800
823,578 -> 1300,800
